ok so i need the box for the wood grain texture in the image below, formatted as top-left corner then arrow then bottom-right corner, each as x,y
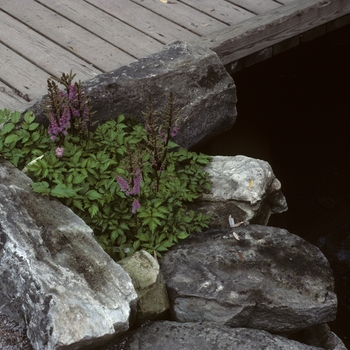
129,0 -> 228,36
225,0 -> 282,14
0,81 -> 29,110
196,0 -> 350,65
0,10 -> 102,81
179,0 -> 255,24
0,0 -> 135,71
85,0 -> 200,43
36,0 -> 164,58
0,43 -> 49,105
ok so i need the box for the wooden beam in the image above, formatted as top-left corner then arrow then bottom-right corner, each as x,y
196,0 -> 350,65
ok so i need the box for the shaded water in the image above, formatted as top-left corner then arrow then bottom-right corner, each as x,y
198,24 -> 350,347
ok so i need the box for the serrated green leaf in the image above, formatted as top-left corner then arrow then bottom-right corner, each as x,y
31,131 -> 40,142
31,181 -> 50,195
117,115 -> 125,123
4,134 -> 19,144
86,190 -> 102,201
156,245 -> 170,252
133,240 -> 140,250
88,204 -> 99,218
136,233 -> 150,242
10,111 -> 21,123
28,122 -> 39,131
51,184 -> 76,198
176,231 -> 189,240
110,230 -> 119,245
72,199 -> 84,211
1,123 -> 15,135
156,232 -> 166,245
72,173 -> 87,184
149,217 -> 161,233
23,112 -> 35,124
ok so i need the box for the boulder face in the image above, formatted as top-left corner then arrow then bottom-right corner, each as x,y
26,41 -> 237,150
118,250 -> 170,324
160,225 -> 337,333
0,159 -> 138,350
190,155 -> 288,226
108,321 -> 324,350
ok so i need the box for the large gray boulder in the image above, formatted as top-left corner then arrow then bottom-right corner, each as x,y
26,41 -> 237,150
160,225 -> 337,333
106,321 -> 324,350
189,155 -> 288,226
0,159 -> 138,350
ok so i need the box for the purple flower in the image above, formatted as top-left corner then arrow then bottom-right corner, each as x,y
48,107 -> 71,140
117,176 -> 130,193
55,147 -> 64,158
129,169 -> 142,195
170,125 -> 179,138
68,84 -> 77,101
132,199 -> 141,214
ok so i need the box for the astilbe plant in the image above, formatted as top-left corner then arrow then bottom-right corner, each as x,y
46,71 -> 92,156
0,73 -> 212,260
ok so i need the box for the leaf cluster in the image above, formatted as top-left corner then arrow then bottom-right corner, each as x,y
0,109 -> 50,169
0,110 -> 211,260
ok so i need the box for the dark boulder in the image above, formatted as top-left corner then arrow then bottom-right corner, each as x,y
26,41 -> 237,150
105,321 -> 324,350
160,225 -> 337,333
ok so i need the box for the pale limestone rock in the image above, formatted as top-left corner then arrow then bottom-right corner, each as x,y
118,250 -> 170,323
190,155 -> 288,226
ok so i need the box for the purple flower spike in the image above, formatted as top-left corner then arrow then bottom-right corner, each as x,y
117,176 -> 130,194
129,169 -> 142,195
68,84 -> 77,101
132,199 -> 141,214
55,147 -> 64,158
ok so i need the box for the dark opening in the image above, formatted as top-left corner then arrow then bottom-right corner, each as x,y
197,24 -> 350,346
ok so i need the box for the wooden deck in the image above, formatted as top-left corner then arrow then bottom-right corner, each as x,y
1,0 -> 350,111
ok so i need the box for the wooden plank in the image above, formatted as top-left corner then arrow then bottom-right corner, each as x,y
0,0 -> 135,71
300,24 -> 326,42
0,43 -> 49,105
273,35 -> 300,55
275,0 -> 298,4
0,10 -> 102,81
36,0 -> 164,58
327,13 -> 350,32
197,0 -> 350,65
225,0 -> 282,14
179,0 -> 255,24
128,0 -> 228,36
0,81 -> 29,111
85,0 -> 200,43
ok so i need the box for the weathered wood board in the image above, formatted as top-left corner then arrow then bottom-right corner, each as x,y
0,10 -> 102,80
0,42 -> 49,101
35,0 -> 164,58
125,0 -> 230,36
0,0 -> 135,71
85,0 -> 200,43
196,0 -> 350,65
1,0 -> 350,111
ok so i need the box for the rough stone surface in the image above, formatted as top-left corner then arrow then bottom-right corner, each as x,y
160,225 -> 337,333
295,324 -> 348,350
26,41 -> 237,150
118,251 -> 170,324
189,155 -> 288,226
104,321 -> 323,350
0,159 -> 138,350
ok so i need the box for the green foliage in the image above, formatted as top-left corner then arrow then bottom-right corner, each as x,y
0,109 -> 50,169
0,108 -> 211,261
